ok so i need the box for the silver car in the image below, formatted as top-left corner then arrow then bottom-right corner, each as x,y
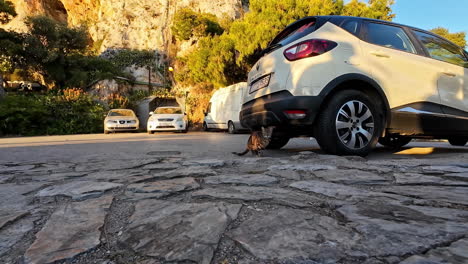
104,109 -> 139,134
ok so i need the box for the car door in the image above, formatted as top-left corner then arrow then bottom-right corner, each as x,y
360,21 -> 445,134
411,30 -> 468,116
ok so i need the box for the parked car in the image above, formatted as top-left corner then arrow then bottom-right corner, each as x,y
147,107 -> 188,134
204,82 -> 249,134
240,15 -> 468,156
104,109 -> 139,134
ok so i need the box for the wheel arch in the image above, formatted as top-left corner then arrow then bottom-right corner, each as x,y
318,73 -> 391,135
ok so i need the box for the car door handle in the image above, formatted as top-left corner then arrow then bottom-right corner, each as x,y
442,71 -> 456,77
370,51 -> 390,58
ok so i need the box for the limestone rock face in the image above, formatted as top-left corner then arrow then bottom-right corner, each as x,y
4,0 -> 246,52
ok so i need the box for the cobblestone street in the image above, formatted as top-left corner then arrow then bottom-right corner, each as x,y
1,133 -> 468,264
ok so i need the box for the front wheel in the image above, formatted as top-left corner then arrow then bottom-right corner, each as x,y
314,90 -> 383,156
379,136 -> 412,149
448,137 -> 468,146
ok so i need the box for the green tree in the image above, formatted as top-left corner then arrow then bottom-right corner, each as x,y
0,0 -> 17,94
0,0 -> 16,24
12,16 -> 121,89
176,0 -> 396,89
430,27 -> 467,48
171,8 -> 223,41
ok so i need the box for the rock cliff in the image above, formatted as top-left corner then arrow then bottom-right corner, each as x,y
4,0 -> 247,53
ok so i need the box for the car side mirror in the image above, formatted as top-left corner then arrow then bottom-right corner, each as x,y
149,112 -> 154,116
203,111 -> 207,116
184,112 -> 187,116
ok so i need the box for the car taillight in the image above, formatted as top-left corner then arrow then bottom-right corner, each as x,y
283,39 -> 337,61
284,110 -> 307,120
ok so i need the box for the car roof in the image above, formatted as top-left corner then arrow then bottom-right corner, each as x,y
297,15 -> 462,48
109,109 -> 134,111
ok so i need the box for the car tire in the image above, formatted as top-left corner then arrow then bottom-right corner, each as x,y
448,137 -> 468,146
203,122 -> 210,132
148,131 -> 154,134
379,136 -> 412,149
266,135 -> 290,150
228,121 -> 236,134
314,90 -> 383,156
104,130 -> 109,134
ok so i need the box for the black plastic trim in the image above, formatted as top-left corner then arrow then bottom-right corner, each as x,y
240,90 -> 322,130
318,73 -> 391,127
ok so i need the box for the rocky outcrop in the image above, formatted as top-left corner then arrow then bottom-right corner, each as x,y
4,0 -> 247,53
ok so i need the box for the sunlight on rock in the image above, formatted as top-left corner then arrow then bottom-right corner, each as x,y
396,147 -> 435,155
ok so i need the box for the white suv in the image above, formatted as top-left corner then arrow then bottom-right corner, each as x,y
240,16 -> 468,156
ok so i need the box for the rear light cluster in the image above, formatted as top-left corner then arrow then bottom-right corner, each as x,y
284,39 -> 337,61
284,110 -> 307,120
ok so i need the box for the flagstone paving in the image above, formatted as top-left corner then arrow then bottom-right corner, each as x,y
1,151 -> 468,264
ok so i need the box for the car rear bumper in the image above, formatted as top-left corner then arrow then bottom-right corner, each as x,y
240,90 -> 322,130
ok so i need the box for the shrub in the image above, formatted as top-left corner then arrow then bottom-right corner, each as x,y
0,90 -> 106,136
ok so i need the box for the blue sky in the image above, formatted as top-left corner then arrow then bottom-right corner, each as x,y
392,0 -> 467,36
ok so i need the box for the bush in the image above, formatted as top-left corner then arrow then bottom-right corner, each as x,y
0,89 -> 106,136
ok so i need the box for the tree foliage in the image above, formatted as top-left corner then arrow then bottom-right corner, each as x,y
171,8 -> 224,41
174,0 -> 396,89
0,16 -> 121,89
430,27 -> 467,48
0,0 -> 16,24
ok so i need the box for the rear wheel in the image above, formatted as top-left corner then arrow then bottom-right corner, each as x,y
314,90 -> 383,156
148,130 -> 154,134
104,130 -> 110,134
448,137 -> 468,146
379,136 -> 412,149
228,121 -> 236,134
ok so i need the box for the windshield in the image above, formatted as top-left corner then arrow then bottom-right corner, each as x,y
108,110 -> 135,117
155,107 -> 182,114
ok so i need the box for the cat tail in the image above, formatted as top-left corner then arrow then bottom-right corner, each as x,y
232,149 -> 249,156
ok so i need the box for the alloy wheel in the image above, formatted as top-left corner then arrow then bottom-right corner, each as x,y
335,100 -> 375,150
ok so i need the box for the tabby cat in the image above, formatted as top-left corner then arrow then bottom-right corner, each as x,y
233,127 -> 273,157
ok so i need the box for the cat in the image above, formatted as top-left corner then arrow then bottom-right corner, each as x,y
233,127 -> 273,157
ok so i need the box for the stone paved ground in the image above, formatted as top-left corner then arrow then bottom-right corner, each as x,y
1,149 -> 468,264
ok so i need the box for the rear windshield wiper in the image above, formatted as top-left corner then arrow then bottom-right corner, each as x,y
262,43 -> 283,56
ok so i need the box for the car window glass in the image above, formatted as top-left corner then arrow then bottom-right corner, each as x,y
155,108 -> 182,114
366,23 -> 416,53
269,18 -> 317,48
109,110 -> 134,117
413,30 -> 468,68
341,20 -> 359,35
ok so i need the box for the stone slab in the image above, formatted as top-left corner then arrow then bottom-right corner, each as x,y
313,169 -> 389,185
204,174 -> 278,186
131,166 -> 216,183
383,186 -> 468,205
120,200 -> 241,264
338,200 -> 468,257
192,186 -> 324,208
268,164 -> 336,173
36,181 -> 122,200
125,177 -> 200,200
25,195 -> 114,264
0,217 -> 34,256
182,159 -> 225,167
394,173 -> 468,186
400,238 -> 468,264
230,207 -> 358,262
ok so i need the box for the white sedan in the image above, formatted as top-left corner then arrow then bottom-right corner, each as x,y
147,107 -> 188,134
104,109 -> 139,134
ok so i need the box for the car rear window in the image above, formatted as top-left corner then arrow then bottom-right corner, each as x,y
155,108 -> 182,114
265,18 -> 318,54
